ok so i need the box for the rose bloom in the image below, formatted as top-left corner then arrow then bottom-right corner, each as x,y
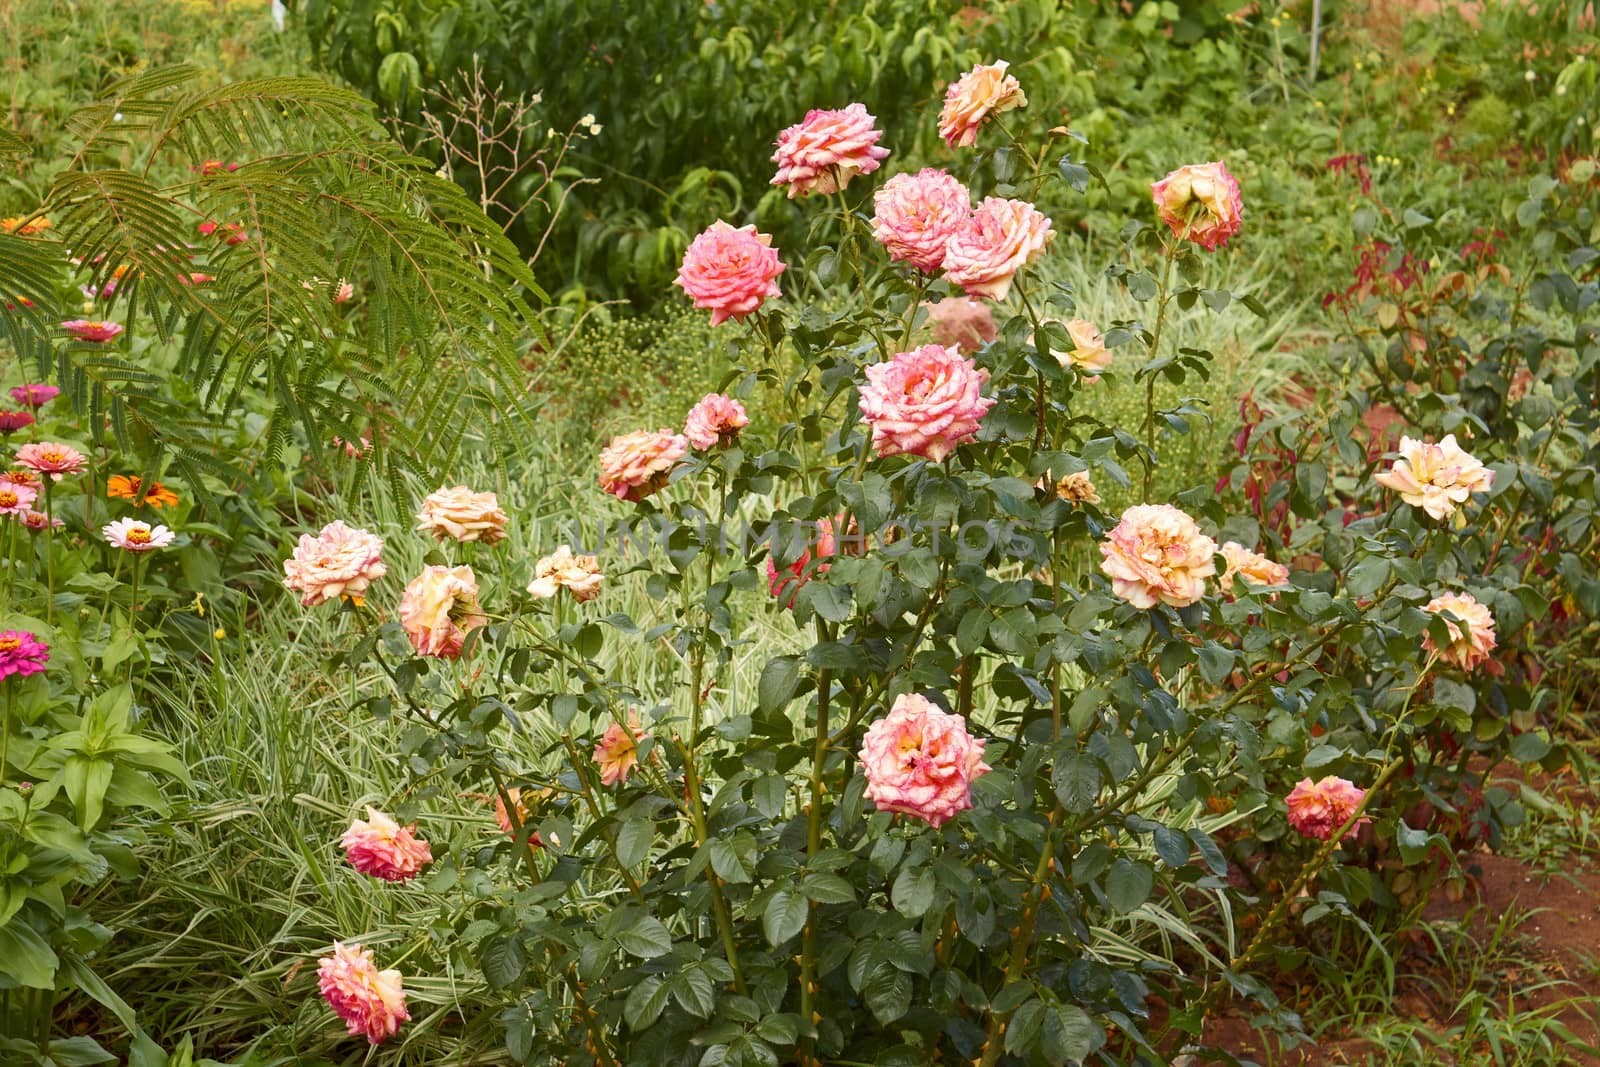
593,714 -> 647,787
493,788 -> 546,847
939,60 -> 1027,148
1099,504 -> 1218,609
107,474 -> 180,508
871,169 -> 973,272
415,485 -> 509,545
1219,541 -> 1289,594
859,344 -> 994,462
1056,318 -> 1113,378
860,693 -> 991,828
61,320 -> 124,343
527,544 -> 603,602
683,393 -> 749,450
1422,591 -> 1497,673
341,807 -> 433,882
0,411 -> 35,435
922,297 -> 997,353
21,511 -> 62,532
103,517 -> 175,551
317,942 -> 410,1045
1286,776 -> 1369,843
1151,161 -> 1244,251
598,429 -> 688,502
770,102 -> 890,198
0,482 -> 38,516
674,221 -> 786,326
1054,471 -> 1101,505
15,442 -> 88,481
0,630 -> 50,681
398,565 -> 487,659
943,197 -> 1055,301
1374,434 -> 1494,521
283,521 -> 387,607
768,518 -> 838,609
10,384 -> 60,409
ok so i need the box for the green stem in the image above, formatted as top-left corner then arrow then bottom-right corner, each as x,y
976,810 -> 1061,1067
1,686 -> 13,787
41,480 -> 53,623
1141,241 -> 1180,499
798,628 -> 833,1063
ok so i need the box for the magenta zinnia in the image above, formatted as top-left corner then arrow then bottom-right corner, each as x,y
0,630 -> 49,681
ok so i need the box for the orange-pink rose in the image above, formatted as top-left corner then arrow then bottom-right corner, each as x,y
922,297 -> 997,353
598,429 -> 688,502
770,102 -> 890,198
859,693 -> 990,828
317,942 -> 409,1044
415,485 -> 509,545
526,544 -> 603,602
1099,504 -> 1218,609
1374,434 -> 1494,521
1422,591 -> 1497,673
1286,776 -> 1369,842
1219,541 -> 1289,594
767,518 -> 838,609
683,393 -> 749,450
1151,161 -> 1243,251
283,520 -> 387,607
943,197 -> 1054,301
859,343 -> 994,462
938,60 -> 1027,149
593,714 -> 646,787
398,564 -> 487,659
871,168 -> 972,272
1056,318 -> 1112,378
675,221 -> 786,326
340,807 -> 433,882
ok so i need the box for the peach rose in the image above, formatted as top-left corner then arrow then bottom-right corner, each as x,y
283,520 -> 387,607
1286,776 -> 1369,843
1422,591 -> 1497,673
859,343 -> 994,462
859,693 -> 991,828
1151,161 -> 1243,251
415,485 -> 509,545
871,169 -> 973,272
318,942 -> 409,1044
683,393 -> 749,450
922,296 -> 997,353
1219,541 -> 1289,594
943,197 -> 1054,301
767,518 -> 838,609
526,544 -> 603,602
398,565 -> 487,659
493,787 -> 545,847
770,102 -> 890,198
675,221 -> 786,326
598,429 -> 688,502
938,60 -> 1027,149
340,807 -> 433,882
593,713 -> 646,787
1374,434 -> 1494,521
1054,471 -> 1101,505
1099,503 -> 1218,609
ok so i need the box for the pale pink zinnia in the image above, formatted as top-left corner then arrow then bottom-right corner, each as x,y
103,517 -> 175,551
415,485 -> 509,545
317,942 -> 410,1044
526,545 -> 603,602
683,393 -> 749,450
1422,592 -> 1497,673
61,320 -> 124,343
0,482 -> 38,517
1219,541 -> 1289,594
859,344 -> 994,462
283,521 -> 387,607
770,102 -> 890,198
1286,776 -> 1369,843
674,221 -> 786,326
938,60 -> 1028,149
1373,434 -> 1494,521
943,197 -> 1054,301
598,429 -> 688,502
871,169 -> 973,272
767,518 -> 838,609
341,807 -> 433,882
0,630 -> 50,680
20,511 -> 62,531
593,714 -> 646,787
398,565 -> 487,659
15,442 -> 88,481
859,693 -> 991,828
1151,161 -> 1244,251
1099,504 -> 1218,609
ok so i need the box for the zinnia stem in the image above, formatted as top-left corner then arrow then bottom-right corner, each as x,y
42,480 -> 53,623
1,687 -> 13,787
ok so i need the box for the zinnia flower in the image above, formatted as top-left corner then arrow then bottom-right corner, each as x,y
943,197 -> 1054,301
1099,504 -> 1218,609
415,485 -> 509,545
2,470 -> 40,491
1219,541 -> 1289,594
0,411 -> 35,435
10,385 -> 59,409
922,297 -> 997,353
860,693 -> 991,828
197,220 -> 248,245
871,169 -> 973,272
317,942 -> 410,1044
106,474 -> 180,508
1286,776 -> 1369,842
1151,161 -> 1244,251
1054,471 -> 1101,505
340,808 -> 433,882
0,630 -> 49,680
1373,434 -> 1494,521
770,102 -> 890,198
15,442 -> 87,481
1422,592 -> 1497,673
674,221 -> 786,326
0,482 -> 38,516
20,511 -> 62,531
1,216 -> 51,236
398,565 -> 487,659
938,60 -> 1027,149
283,521 -> 387,607
598,429 -> 688,502
527,545 -> 604,602
593,714 -> 646,787
102,517 -> 175,551
858,343 -> 994,462
767,518 -> 837,609
1055,318 -> 1113,378
61,320 -> 124,343
683,393 -> 749,450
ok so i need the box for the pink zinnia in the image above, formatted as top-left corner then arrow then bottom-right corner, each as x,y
942,197 -> 1055,301
0,630 -> 50,681
0,482 -> 38,516
598,429 -> 688,502
1099,504 -> 1218,609
61,320 -> 124,343
1286,776 -> 1369,842
9,384 -> 59,409
1422,592 -> 1498,673
15,442 -> 88,481
20,511 -> 62,531
398,565 -> 487,659
859,693 -> 990,828
340,807 -> 433,882
683,393 -> 749,450
674,221 -> 786,326
767,518 -> 837,609
317,942 -> 410,1044
871,169 -> 973,272
1151,161 -> 1244,251
102,517 -> 175,552
770,102 -> 890,198
858,343 -> 994,462
593,714 -> 647,787
938,60 -> 1028,149
0,411 -> 35,435
283,521 -> 387,607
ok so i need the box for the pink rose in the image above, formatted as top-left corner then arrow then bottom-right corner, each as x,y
398,565 -> 487,659
871,169 -> 972,272
1286,776 -> 1369,843
675,221 -> 786,326
922,297 -> 997,353
1099,504 -> 1218,609
859,693 -> 990,828
593,714 -> 647,787
858,344 -> 994,462
283,521 -> 387,607
767,518 -> 838,609
1422,592 -> 1497,673
770,102 -> 890,198
683,393 -> 750,450
598,429 -> 688,502
318,942 -> 410,1044
1151,161 -> 1243,251
943,197 -> 1054,301
1374,434 -> 1494,521
1218,541 -> 1289,594
938,60 -> 1028,149
340,807 -> 433,882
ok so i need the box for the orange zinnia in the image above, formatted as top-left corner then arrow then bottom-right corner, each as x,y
106,474 -> 179,508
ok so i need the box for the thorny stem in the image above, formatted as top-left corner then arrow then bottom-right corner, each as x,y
798,622 -> 833,1065
975,810 -> 1062,1067
1141,240 -> 1181,499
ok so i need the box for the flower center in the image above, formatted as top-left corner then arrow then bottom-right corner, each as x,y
127,528 -> 152,545
0,491 -> 16,507
0,638 -> 19,652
